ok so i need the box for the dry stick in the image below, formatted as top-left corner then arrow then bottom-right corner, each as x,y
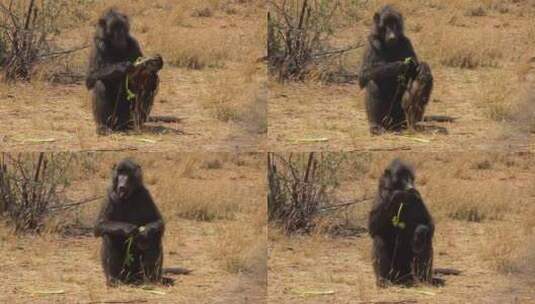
38,45 -> 89,59
303,152 -> 314,183
297,0 -> 308,30
312,42 -> 365,59
78,147 -> 139,153
23,0 -> 35,30
320,197 -> 374,211
356,301 -> 417,304
49,195 -> 103,211
86,300 -> 148,304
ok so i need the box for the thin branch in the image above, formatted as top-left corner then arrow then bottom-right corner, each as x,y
49,196 -> 103,212
320,197 -> 374,212
86,300 -> 148,304
37,45 -> 89,59
312,42 -> 364,59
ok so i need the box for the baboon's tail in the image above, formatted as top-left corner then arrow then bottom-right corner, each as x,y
423,115 -> 457,123
164,267 -> 192,275
148,116 -> 181,123
434,268 -> 461,276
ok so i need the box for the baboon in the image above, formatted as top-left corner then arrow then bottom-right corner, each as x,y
402,63 -> 433,130
359,5 -> 433,134
94,159 -> 189,286
86,9 -> 162,135
368,159 -> 434,287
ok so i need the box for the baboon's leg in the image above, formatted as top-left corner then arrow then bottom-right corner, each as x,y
141,246 -> 163,282
373,237 -> 393,287
413,62 -> 433,122
402,62 -> 433,129
102,236 -> 126,286
413,255 -> 433,284
92,81 -> 115,135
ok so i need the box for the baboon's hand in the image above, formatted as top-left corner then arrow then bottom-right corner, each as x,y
153,54 -> 164,71
404,57 -> 418,78
391,190 -> 416,207
121,223 -> 138,236
137,225 -> 149,239
118,61 -> 134,75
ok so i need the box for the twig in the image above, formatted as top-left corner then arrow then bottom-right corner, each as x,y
38,45 -> 89,59
312,42 -> 365,59
356,301 -> 417,304
86,300 -> 148,304
23,0 -> 35,30
78,147 -> 139,152
320,197 -> 374,211
48,195 -> 103,211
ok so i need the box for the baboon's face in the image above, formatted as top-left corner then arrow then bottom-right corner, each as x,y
382,159 -> 415,192
112,159 -> 142,201
99,10 -> 130,51
373,6 -> 404,48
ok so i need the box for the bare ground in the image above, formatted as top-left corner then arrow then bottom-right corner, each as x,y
0,1 -> 267,152
0,153 -> 267,304
268,152 -> 535,304
268,1 -> 534,152
0,66 -> 266,152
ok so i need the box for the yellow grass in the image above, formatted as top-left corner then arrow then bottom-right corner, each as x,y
268,0 -> 534,151
0,152 -> 267,303
0,0 -> 267,152
268,151 -> 535,303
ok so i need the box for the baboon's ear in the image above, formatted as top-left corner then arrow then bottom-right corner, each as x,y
373,12 -> 381,25
98,17 -> 106,29
134,164 -> 143,181
121,13 -> 130,31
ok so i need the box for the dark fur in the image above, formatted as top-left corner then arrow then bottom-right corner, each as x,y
86,9 -> 160,135
94,159 -> 166,286
359,5 -> 433,134
368,159 -> 434,287
402,63 -> 434,130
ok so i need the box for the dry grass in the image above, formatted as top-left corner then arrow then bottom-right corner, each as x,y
268,0 -> 534,152
268,152 -> 535,303
0,0 -> 267,152
0,152 -> 267,303
172,179 -> 243,221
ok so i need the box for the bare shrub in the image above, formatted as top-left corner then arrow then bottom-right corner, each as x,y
0,0 -> 87,82
0,152 -> 73,233
268,152 -> 342,234
267,0 -> 361,81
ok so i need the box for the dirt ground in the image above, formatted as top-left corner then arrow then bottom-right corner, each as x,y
268,1 -> 534,152
268,152 -> 535,304
0,1 -> 266,152
0,153 -> 267,304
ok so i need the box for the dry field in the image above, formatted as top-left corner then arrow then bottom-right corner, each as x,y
0,0 -> 267,152
268,0 -> 535,152
268,152 -> 535,303
0,153 -> 267,303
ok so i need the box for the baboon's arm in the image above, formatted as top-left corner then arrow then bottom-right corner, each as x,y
94,220 -> 137,237
86,62 -> 131,89
142,218 -> 165,236
94,197 -> 137,237
359,61 -> 406,88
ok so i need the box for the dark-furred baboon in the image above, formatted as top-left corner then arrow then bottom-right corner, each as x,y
359,5 -> 433,134
94,159 -> 166,286
86,9 -> 162,135
368,159 -> 434,287
402,63 -> 433,130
